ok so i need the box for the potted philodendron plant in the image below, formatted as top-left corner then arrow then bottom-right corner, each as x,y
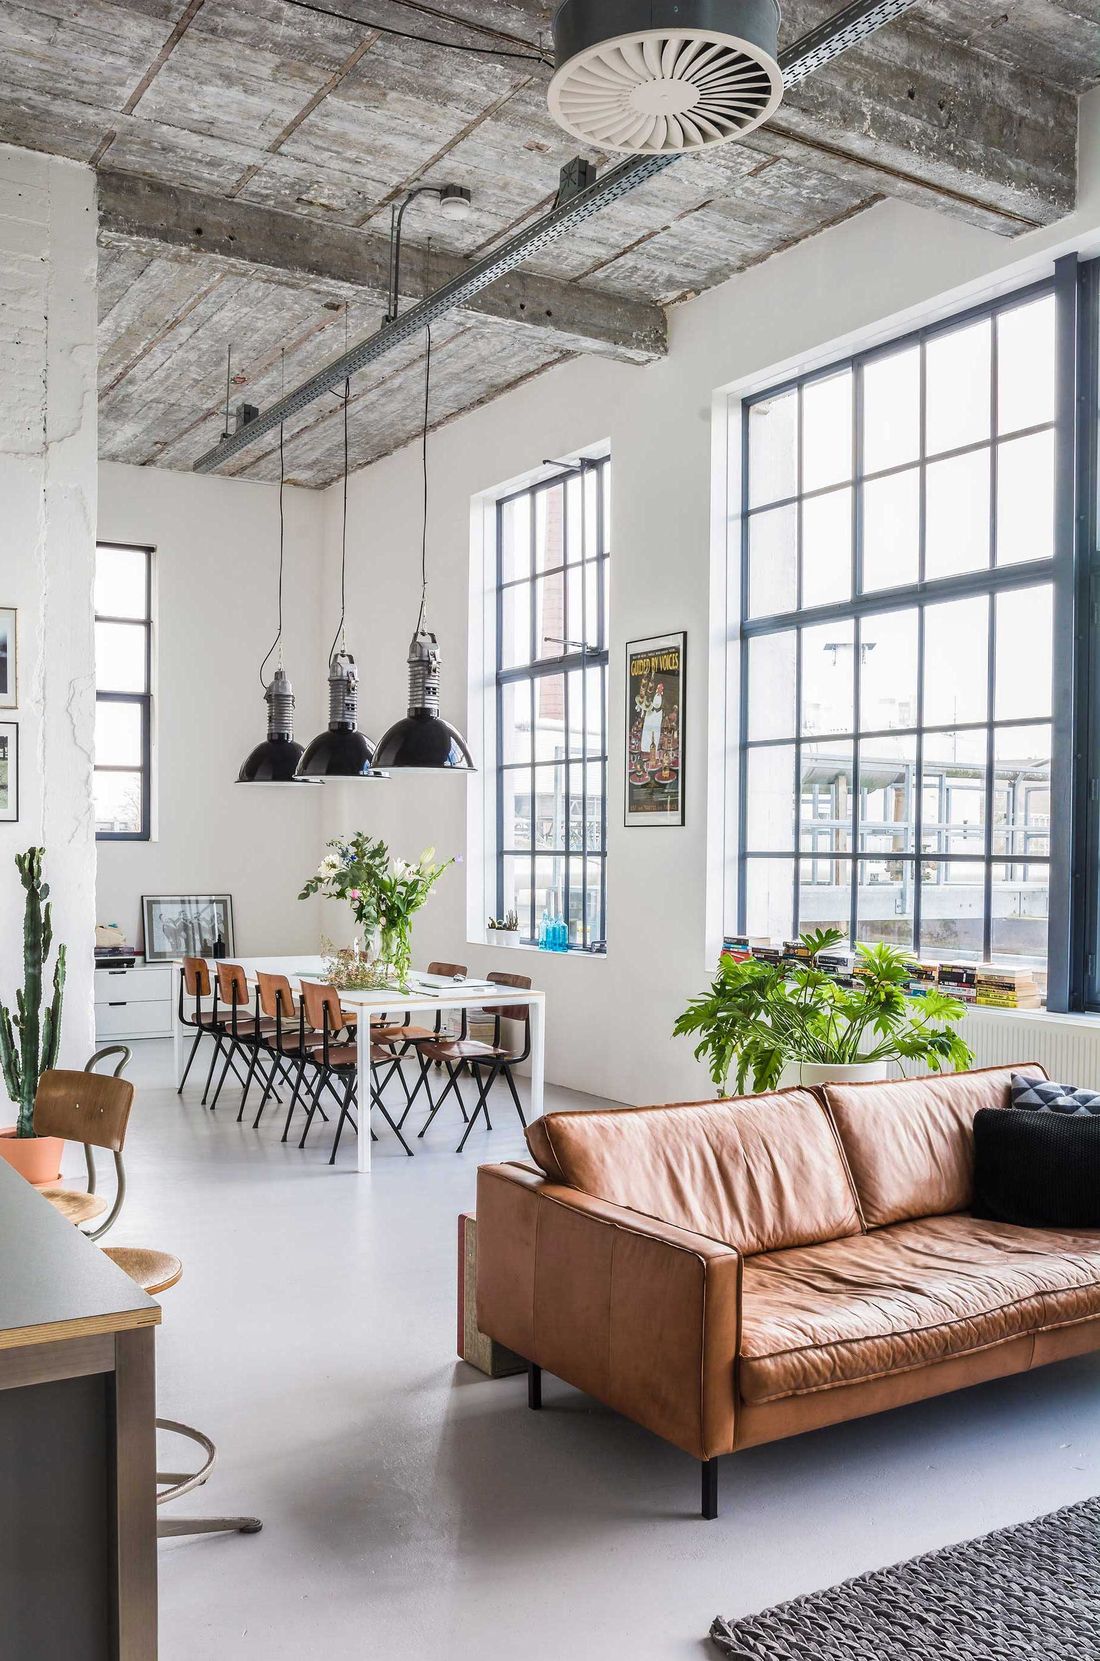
675,928 -> 974,1096
0,847 -> 67,1184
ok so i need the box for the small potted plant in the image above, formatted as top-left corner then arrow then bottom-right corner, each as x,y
675,929 -> 973,1096
0,847 -> 67,1184
487,909 -> 519,946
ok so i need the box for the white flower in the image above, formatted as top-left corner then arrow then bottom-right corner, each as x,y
392,858 -> 413,879
419,847 -> 436,866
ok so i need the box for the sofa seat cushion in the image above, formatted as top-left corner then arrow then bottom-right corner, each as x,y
738,1213 -> 1100,1404
525,1091 -> 863,1256
822,1063 -> 1047,1228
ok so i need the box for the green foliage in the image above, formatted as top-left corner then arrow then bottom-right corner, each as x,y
0,848 -> 67,1138
673,929 -> 974,1097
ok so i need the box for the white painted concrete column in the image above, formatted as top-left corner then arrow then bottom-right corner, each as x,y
0,143 -> 98,1069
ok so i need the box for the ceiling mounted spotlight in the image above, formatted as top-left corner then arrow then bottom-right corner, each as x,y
548,0 -> 783,154
437,184 -> 473,222
386,183 -> 474,323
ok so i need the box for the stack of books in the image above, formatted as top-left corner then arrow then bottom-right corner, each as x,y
937,963 -> 978,1004
975,966 -> 1043,1009
717,936 -> 1046,1010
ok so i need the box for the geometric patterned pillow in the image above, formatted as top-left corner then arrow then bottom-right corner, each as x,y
1011,1072 -> 1100,1115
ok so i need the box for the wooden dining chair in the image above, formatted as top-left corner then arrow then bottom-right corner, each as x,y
248,970 -> 328,1133
295,980 -> 413,1161
377,959 -> 469,1124
414,972 -> 532,1152
206,962 -> 276,1113
176,956 -> 220,1094
36,1046 -> 134,1237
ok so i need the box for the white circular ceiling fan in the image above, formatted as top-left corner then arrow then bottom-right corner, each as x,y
548,0 -> 784,155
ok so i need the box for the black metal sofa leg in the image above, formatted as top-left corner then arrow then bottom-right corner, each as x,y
701,1457 -> 719,1520
527,1361 -> 542,1410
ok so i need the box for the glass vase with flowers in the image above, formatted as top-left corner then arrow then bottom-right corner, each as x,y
300,836 -> 453,991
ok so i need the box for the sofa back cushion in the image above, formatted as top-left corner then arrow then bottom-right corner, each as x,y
524,1091 -> 863,1256
822,1063 -> 1048,1228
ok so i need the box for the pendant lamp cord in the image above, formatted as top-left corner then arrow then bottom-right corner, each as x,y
416,324 -> 431,636
327,377 -> 351,665
257,421 -> 287,690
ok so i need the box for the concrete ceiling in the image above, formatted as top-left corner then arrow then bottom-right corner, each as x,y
0,0 -> 1094,486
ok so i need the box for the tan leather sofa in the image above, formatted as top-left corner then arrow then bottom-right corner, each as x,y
475,1062 -> 1100,1517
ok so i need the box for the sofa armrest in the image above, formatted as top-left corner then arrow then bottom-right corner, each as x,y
475,1163 -> 742,1461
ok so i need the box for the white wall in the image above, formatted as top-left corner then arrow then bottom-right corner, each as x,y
0,144 -> 98,1081
96,463 -> 327,956
315,90 -> 1100,1108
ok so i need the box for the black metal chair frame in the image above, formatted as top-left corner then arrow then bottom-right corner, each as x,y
414,993 -> 531,1152
296,1003 -> 414,1162
176,967 -> 248,1098
206,972 -> 282,1115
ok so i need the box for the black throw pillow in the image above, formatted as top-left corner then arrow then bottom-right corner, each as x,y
973,1107 -> 1100,1230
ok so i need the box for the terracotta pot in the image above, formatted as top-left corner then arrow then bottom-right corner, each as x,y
0,1128 -> 64,1186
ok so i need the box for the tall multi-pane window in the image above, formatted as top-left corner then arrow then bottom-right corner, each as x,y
94,543 -> 152,840
737,287 -> 1056,977
495,458 -> 610,951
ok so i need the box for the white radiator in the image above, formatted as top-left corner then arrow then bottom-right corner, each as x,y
956,1009 -> 1100,1091
882,1011 -> 1100,1090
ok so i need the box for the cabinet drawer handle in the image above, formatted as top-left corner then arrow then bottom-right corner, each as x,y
108,1001 -> 126,1007
108,969 -> 127,975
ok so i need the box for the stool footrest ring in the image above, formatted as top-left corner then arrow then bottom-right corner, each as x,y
156,1417 -> 217,1506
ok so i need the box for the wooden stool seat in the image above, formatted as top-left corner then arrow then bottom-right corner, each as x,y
104,1246 -> 183,1296
39,1186 -> 109,1226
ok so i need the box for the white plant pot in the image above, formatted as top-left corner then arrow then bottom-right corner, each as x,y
789,1060 -> 885,1088
487,928 -> 520,948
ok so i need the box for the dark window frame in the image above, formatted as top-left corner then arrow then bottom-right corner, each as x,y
735,274 -> 1076,988
494,457 -> 610,953
94,542 -> 153,843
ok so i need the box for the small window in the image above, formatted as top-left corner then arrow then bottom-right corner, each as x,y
94,544 -> 152,840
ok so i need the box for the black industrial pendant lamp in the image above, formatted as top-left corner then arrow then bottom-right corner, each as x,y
297,379 -> 386,781
374,327 -> 476,773
238,423 -> 319,785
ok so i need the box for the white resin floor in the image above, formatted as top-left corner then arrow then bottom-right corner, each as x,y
96,1040 -> 1100,1659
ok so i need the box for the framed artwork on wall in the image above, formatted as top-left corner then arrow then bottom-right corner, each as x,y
0,609 -> 16,708
625,631 -> 686,826
0,723 -> 17,821
142,894 -> 235,961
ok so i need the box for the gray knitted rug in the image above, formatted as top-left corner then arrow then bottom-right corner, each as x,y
711,1495 -> 1100,1659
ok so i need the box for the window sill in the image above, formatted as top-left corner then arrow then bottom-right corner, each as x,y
470,935 -> 607,959
962,1005 -> 1100,1025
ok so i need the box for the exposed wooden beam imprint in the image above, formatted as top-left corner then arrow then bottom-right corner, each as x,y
229,30 -> 383,199
90,0 -> 209,167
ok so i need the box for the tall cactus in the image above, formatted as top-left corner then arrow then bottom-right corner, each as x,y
0,848 -> 67,1137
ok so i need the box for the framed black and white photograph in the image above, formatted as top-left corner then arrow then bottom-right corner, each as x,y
0,609 -> 16,708
625,632 -> 686,826
142,893 -> 234,961
0,723 -> 17,822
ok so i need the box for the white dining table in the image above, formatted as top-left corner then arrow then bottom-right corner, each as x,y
177,956 -> 545,1172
